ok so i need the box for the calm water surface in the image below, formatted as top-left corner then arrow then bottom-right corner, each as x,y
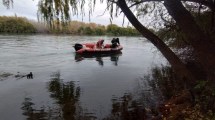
0,35 -> 167,120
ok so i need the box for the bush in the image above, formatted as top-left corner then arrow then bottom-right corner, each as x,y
0,16 -> 36,33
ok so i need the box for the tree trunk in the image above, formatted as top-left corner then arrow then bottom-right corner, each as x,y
164,0 -> 215,80
117,0 -> 195,84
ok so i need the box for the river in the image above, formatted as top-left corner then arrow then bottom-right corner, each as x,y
0,35 -> 167,120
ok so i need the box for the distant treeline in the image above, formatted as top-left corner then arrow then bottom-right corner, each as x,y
0,16 -> 36,33
53,21 -> 140,36
0,16 -> 140,36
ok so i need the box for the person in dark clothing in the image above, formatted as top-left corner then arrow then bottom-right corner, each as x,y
115,38 -> 120,45
111,38 -> 120,48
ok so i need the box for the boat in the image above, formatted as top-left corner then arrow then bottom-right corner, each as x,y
75,51 -> 122,60
73,41 -> 123,54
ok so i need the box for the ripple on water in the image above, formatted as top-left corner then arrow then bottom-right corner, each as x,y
0,35 -> 167,120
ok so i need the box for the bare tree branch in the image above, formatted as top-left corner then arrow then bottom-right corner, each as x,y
108,0 -> 117,4
127,0 -> 214,10
97,4 -> 112,17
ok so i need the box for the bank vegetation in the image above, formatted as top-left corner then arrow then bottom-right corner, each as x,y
0,16 -> 36,33
0,16 -> 140,36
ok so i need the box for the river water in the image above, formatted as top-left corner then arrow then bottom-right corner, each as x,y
0,35 -> 167,120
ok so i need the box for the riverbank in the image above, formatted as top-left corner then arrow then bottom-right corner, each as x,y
158,90 -> 215,120
0,16 -> 140,36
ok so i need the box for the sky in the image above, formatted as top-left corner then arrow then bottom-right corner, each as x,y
0,0 -> 129,26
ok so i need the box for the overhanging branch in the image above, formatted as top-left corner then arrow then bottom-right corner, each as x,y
127,0 -> 214,10
108,0 -> 117,4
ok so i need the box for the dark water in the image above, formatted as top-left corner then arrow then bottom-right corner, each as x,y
0,35 -> 167,120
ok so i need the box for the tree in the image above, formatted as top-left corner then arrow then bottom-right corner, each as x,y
106,24 -> 120,35
94,27 -> 105,35
120,0 -> 215,82
84,26 -> 94,35
121,1 -> 196,86
163,0 -> 215,81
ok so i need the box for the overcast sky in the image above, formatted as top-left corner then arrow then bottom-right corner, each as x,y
0,0 -> 130,26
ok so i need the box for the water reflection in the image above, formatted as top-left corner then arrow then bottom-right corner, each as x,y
20,66 -> 178,120
21,71 -> 96,120
146,65 -> 183,99
104,90 -> 160,119
48,71 -> 81,120
103,65 -> 179,120
74,52 -> 122,66
21,97 -> 48,120
104,93 -> 147,120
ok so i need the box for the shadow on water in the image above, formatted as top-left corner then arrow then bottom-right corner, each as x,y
103,65 -> 181,120
146,65 -> 184,100
74,52 -> 122,66
21,65 -> 179,120
104,93 -> 147,120
48,71 -> 81,120
21,71 -> 96,120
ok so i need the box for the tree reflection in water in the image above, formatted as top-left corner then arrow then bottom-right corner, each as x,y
21,71 -> 96,120
146,65 -> 183,99
21,97 -> 48,120
104,93 -> 147,120
21,65 -> 179,120
48,71 -> 81,120
104,65 -> 180,120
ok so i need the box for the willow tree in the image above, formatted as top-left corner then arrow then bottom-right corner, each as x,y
3,0 -> 215,83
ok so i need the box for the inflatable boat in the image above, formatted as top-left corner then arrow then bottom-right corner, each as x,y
74,42 -> 123,54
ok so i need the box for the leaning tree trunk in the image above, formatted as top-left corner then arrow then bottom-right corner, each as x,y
164,0 -> 215,81
117,0 -> 195,84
